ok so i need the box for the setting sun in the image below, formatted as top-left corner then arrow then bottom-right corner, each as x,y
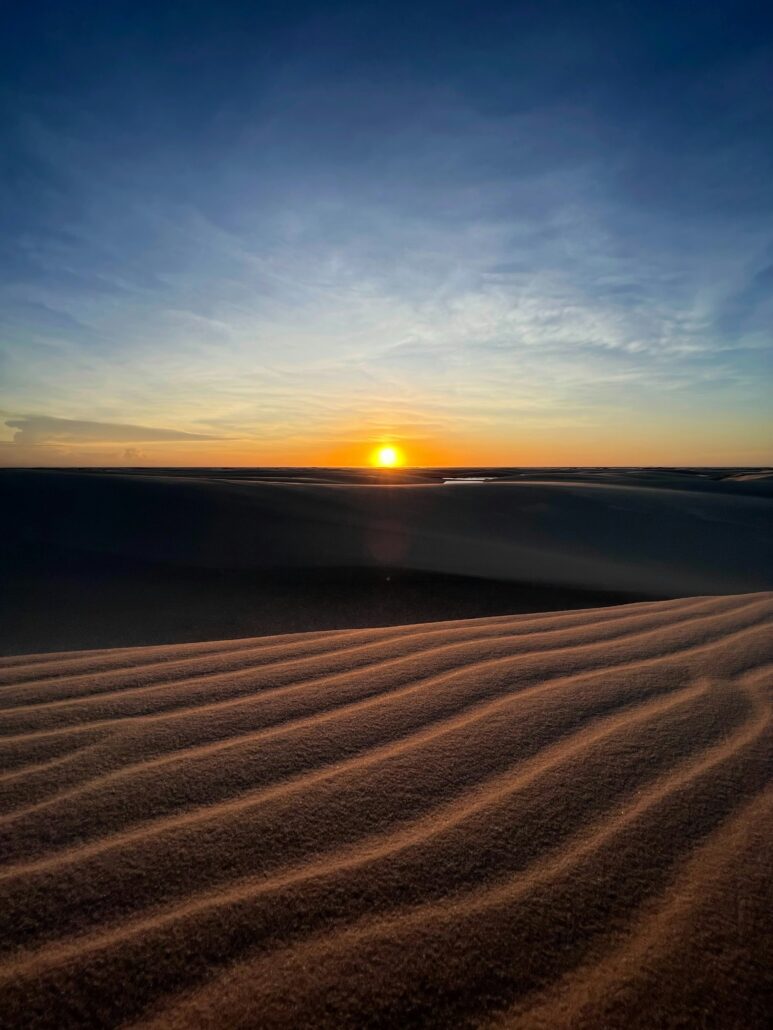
372,444 -> 402,467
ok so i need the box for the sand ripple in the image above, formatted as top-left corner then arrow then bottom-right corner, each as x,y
1,594 -> 771,1028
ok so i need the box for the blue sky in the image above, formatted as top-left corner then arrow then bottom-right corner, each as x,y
1,0 -> 771,465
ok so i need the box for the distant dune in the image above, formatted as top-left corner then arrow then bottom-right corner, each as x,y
1,593 -> 771,1027
1,468 -> 772,653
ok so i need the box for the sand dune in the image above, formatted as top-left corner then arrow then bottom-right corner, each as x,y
4,469 -> 772,595
2,468 -> 773,653
1,593 -> 771,1027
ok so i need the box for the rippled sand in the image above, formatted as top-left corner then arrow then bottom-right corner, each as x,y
1,592 -> 771,1027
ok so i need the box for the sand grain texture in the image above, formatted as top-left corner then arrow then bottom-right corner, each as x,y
1,594 -> 772,1028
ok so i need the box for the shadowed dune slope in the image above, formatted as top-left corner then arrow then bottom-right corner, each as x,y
3,468 -> 773,654
0,593 -> 772,1028
3,470 -> 773,597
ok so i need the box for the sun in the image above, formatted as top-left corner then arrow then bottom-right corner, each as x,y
372,444 -> 402,467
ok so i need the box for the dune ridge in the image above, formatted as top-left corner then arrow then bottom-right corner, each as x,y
1,593 -> 771,1028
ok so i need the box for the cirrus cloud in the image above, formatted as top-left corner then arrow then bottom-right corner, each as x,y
4,415 -> 225,446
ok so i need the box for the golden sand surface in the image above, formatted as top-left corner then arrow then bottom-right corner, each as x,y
1,593 -> 771,1027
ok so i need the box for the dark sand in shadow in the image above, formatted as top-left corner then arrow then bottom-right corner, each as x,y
1,467 -> 771,654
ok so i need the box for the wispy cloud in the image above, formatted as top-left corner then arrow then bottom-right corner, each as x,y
4,416 -> 224,446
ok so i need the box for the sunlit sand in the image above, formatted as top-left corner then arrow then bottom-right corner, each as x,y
0,592 -> 770,1027
0,467 -> 771,1027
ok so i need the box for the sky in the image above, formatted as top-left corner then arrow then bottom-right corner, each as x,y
1,0 -> 772,467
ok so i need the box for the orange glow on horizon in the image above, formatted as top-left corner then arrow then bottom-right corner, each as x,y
4,417 -> 770,469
